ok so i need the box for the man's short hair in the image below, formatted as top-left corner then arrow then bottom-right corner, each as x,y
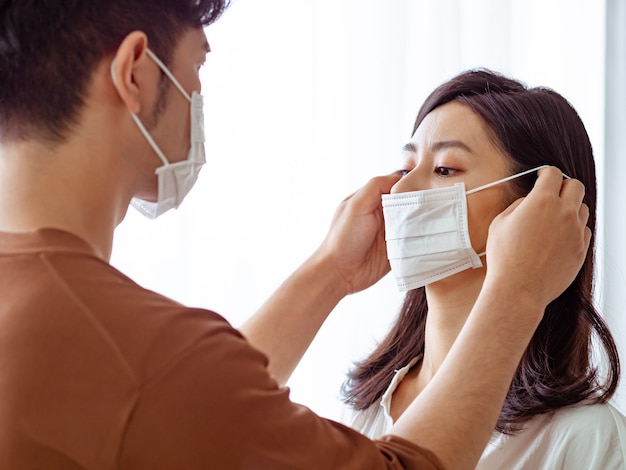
0,0 -> 229,143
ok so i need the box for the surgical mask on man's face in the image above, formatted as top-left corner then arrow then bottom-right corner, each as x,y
382,165 -> 560,291
111,49 -> 206,219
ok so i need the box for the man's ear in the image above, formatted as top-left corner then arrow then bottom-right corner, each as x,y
110,31 -> 151,114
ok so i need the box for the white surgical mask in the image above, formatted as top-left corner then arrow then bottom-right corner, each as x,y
382,165 -> 560,291
111,49 -> 206,219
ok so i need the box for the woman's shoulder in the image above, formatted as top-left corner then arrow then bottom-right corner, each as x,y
480,403 -> 626,469
549,402 -> 626,432
540,403 -> 626,466
341,355 -> 423,440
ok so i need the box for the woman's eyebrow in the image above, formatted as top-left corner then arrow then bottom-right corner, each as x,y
401,142 -> 417,153
430,140 -> 473,153
401,140 -> 474,154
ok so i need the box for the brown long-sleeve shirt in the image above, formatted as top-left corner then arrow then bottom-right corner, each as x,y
0,229 -> 440,469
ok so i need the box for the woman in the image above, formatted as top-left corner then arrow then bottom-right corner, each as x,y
342,69 -> 626,469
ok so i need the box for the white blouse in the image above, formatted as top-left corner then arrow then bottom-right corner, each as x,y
343,357 -> 626,469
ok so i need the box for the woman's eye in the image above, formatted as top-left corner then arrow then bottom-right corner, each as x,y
399,169 -> 412,177
435,167 -> 455,176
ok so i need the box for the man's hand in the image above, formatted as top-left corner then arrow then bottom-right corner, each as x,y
312,172 -> 402,296
485,166 -> 591,311
241,173 -> 401,384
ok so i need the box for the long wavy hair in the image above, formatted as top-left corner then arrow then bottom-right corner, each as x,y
342,69 -> 620,434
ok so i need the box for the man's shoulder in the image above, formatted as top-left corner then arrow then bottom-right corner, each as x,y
3,238 -> 244,381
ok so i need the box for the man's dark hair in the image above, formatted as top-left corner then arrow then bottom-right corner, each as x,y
0,0 -> 229,143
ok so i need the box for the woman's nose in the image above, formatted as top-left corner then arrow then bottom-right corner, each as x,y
390,168 -> 421,194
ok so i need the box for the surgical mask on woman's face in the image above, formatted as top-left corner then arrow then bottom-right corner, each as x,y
382,165 -> 563,291
111,49 -> 206,219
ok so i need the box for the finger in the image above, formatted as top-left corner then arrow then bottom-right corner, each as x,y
559,176 -> 585,202
373,172 -> 404,194
584,226 -> 592,251
579,202 -> 590,226
532,166 -> 565,194
350,173 -> 403,208
340,191 -> 357,204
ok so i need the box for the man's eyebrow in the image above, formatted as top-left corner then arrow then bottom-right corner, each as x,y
401,140 -> 473,153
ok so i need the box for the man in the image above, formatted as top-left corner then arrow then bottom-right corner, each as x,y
0,1 -> 591,468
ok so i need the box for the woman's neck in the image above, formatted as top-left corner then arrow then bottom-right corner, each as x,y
422,271 -> 486,375
389,269 -> 486,422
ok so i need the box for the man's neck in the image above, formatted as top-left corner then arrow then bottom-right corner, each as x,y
0,139 -> 130,261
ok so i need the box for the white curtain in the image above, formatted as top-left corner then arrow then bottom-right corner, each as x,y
112,0 -> 619,420
604,0 -> 626,409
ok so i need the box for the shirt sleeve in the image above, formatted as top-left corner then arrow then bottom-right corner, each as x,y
118,312 -> 442,469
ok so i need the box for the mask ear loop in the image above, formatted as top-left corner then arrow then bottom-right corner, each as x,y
466,164 -> 572,258
110,57 -> 170,168
466,165 -> 572,195
145,49 -> 192,102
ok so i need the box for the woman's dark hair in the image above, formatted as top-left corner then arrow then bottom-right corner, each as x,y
342,68 -> 620,434
0,0 -> 230,143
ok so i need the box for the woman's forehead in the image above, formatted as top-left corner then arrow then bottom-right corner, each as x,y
409,102 -> 493,152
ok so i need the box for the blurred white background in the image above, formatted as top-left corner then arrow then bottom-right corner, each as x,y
111,0 -> 626,420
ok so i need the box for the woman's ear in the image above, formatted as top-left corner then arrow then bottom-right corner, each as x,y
110,31 -> 150,114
